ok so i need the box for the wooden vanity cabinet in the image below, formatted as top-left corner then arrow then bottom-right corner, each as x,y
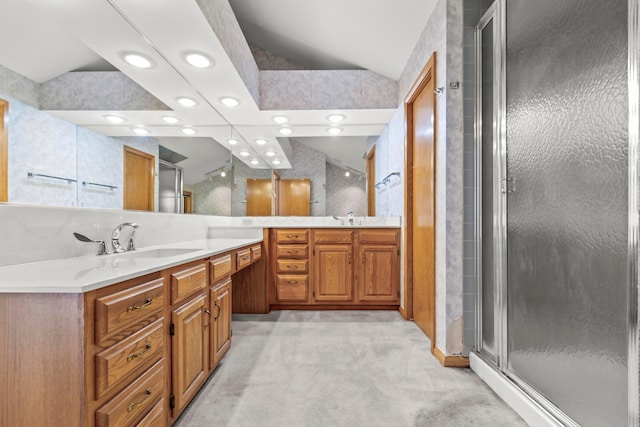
269,228 -> 400,309
273,229 -> 310,304
210,277 -> 232,369
1,242 -> 262,427
313,230 -> 354,302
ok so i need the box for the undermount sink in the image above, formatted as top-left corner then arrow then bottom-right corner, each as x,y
113,248 -> 201,259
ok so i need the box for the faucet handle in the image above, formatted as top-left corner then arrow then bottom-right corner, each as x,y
127,238 -> 136,251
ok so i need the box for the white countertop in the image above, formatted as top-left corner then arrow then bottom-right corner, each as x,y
0,238 -> 262,294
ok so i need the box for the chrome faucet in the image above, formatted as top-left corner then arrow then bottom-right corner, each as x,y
111,222 -> 140,253
73,232 -> 109,255
347,211 -> 355,225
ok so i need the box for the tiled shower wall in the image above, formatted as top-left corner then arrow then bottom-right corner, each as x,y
462,0 -> 494,355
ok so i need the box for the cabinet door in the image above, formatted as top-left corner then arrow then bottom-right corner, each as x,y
313,245 -> 353,302
171,293 -> 209,416
209,278 -> 232,370
357,245 -> 399,303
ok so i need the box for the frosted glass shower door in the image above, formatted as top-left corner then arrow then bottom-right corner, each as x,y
504,0 -> 628,425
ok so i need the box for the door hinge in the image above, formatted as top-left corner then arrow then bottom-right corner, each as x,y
397,248 -> 400,256
170,393 -> 175,409
312,290 -> 315,298
170,323 -> 175,336
313,249 -> 315,256
501,177 -> 516,194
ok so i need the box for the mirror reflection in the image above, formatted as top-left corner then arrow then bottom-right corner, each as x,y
1,93 -> 370,216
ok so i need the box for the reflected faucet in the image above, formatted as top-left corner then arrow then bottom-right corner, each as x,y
347,211 -> 354,225
112,222 -> 140,253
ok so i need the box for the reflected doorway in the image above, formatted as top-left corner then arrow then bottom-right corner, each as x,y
123,145 -> 155,211
0,99 -> 7,202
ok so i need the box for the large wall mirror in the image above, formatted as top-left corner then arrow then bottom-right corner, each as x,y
0,95 -> 371,217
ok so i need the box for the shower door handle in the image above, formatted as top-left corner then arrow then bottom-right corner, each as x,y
501,177 -> 516,194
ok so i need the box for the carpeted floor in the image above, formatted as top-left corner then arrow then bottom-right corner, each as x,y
175,310 -> 527,427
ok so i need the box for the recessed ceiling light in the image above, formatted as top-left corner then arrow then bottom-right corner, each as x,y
220,97 -> 239,107
345,170 -> 351,177
162,116 -> 179,124
132,127 -> 150,136
184,52 -> 213,68
272,159 -> 281,165
272,115 -> 288,124
327,127 -> 343,135
181,127 -> 197,135
123,52 -> 154,69
220,170 -> 226,177
228,138 -> 239,145
104,115 -> 125,124
255,139 -> 267,145
177,97 -> 197,107
328,114 -> 346,123
265,150 -> 276,157
279,127 -> 292,135
250,160 -> 260,165
239,150 -> 250,157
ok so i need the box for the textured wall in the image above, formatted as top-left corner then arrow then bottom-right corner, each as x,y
191,173 -> 233,216
195,0 -> 260,105
0,65 -> 39,108
260,70 -> 398,110
325,163 -> 366,217
374,108 -> 405,217
7,95 -> 78,207
40,72 -> 170,111
278,140 -> 326,216
250,44 -> 307,70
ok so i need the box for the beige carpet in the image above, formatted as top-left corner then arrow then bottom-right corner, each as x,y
175,310 -> 527,427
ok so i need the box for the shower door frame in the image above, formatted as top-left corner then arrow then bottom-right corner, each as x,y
474,0 -> 640,425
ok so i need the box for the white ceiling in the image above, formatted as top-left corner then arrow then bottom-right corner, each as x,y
0,0 -> 437,184
228,0 -> 439,80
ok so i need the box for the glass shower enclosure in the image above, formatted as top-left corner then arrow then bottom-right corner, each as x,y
475,0 -> 637,425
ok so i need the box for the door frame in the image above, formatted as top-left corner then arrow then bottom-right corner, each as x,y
366,146 -> 376,216
403,53 -> 437,352
123,145 -> 155,211
0,98 -> 7,202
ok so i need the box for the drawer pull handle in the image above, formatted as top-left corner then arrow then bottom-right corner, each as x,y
126,342 -> 152,362
286,250 -> 297,254
127,297 -> 153,312
214,301 -> 221,320
203,307 -> 211,328
241,256 -> 250,261
287,280 -> 298,284
361,253 -> 365,263
286,234 -> 299,239
287,265 -> 298,269
127,388 -> 152,413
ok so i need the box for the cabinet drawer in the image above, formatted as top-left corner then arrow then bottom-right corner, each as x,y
358,229 -> 399,245
170,263 -> 207,305
95,360 -> 164,427
95,278 -> 165,346
276,244 -> 309,259
236,248 -> 252,270
251,244 -> 262,261
95,318 -> 164,398
210,254 -> 231,283
135,398 -> 165,427
314,229 -> 354,243
276,275 -> 309,301
276,229 -> 308,243
276,259 -> 308,274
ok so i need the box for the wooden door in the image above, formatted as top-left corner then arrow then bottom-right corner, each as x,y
246,179 -> 272,216
124,145 -> 155,211
183,191 -> 192,214
0,99 -> 7,202
313,244 -> 353,302
366,147 -> 375,216
171,293 -> 209,416
278,179 -> 310,216
209,278 -> 231,370
357,245 -> 399,303
406,54 -> 437,344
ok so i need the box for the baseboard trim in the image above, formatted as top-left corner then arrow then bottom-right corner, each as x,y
433,346 -> 470,368
398,305 -> 409,320
469,353 -> 563,427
